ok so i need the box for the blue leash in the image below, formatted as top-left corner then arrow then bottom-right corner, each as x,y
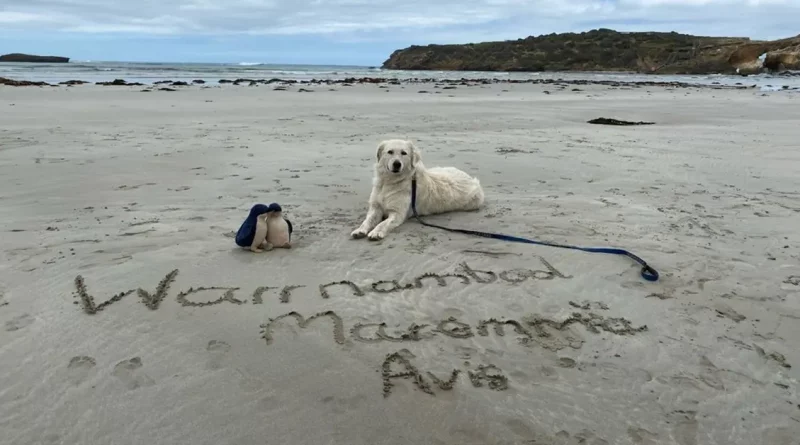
410,178 -> 659,282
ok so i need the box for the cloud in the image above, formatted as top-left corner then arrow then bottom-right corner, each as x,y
1,0 -> 798,64
0,10 -> 71,24
2,0 -> 796,39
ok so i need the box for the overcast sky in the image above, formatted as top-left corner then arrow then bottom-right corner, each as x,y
1,0 -> 798,65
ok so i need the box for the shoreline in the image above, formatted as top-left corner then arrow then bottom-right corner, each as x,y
3,74 -> 798,91
3,60 -> 800,92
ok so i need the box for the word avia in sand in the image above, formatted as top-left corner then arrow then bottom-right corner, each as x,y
381,349 -> 510,398
71,259 -> 572,315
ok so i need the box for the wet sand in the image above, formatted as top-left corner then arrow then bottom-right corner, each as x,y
1,81 -> 799,445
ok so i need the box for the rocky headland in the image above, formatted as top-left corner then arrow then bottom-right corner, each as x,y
382,28 -> 800,75
0,53 -> 70,63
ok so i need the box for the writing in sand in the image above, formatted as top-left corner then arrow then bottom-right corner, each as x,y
71,259 -> 572,315
261,308 -> 647,397
68,258 -> 646,398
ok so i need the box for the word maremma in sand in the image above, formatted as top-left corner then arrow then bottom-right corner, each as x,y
260,309 -> 647,349
71,259 -> 572,315
260,308 -> 647,397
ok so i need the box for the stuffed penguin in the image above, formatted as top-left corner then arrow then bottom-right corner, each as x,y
235,203 -> 281,252
265,203 -> 293,249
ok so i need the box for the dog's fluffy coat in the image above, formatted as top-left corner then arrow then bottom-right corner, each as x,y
351,139 -> 485,240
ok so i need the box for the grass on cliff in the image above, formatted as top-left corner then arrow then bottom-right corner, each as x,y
383,28 -> 753,74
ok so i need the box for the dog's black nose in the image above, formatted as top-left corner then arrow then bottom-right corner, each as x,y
392,161 -> 401,170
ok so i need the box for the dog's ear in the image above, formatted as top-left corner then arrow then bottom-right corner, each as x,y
376,141 -> 387,161
407,140 -> 421,167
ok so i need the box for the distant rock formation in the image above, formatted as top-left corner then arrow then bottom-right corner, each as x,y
382,29 -> 800,75
0,77 -> 50,86
95,79 -> 144,86
0,53 -> 70,63
763,48 -> 800,71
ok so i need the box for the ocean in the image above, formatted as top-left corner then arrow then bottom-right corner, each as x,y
1,61 -> 798,91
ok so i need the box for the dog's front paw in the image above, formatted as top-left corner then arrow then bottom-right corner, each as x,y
351,228 -> 368,239
367,230 -> 385,241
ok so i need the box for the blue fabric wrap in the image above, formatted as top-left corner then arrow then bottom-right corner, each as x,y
235,204 -> 271,247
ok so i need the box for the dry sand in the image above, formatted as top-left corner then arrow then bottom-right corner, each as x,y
1,81 -> 799,445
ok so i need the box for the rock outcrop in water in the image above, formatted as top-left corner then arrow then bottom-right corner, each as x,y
0,53 -> 70,63
382,29 -> 800,74
95,79 -> 144,86
0,77 -> 51,86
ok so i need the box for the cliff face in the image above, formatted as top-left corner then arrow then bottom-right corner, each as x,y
382,29 -> 800,74
0,53 -> 70,63
763,45 -> 800,71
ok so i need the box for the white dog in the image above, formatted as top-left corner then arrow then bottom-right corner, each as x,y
351,139 -> 485,241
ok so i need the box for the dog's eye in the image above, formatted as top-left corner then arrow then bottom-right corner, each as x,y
387,150 -> 393,155
401,151 -> 407,156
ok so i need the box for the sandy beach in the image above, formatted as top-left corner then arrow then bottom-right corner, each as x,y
1,80 -> 799,445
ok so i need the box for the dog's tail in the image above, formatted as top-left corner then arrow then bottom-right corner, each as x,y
470,178 -> 485,208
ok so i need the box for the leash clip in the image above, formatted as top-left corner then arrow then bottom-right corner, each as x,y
640,265 -> 659,282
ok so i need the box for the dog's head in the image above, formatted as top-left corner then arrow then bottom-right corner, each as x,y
376,139 -> 420,175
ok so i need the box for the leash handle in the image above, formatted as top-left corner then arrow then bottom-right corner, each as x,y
410,178 -> 659,282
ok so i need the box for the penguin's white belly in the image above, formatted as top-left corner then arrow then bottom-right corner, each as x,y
266,218 -> 290,246
253,219 -> 269,245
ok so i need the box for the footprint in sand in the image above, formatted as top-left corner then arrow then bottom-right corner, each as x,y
571,429 -> 609,445
535,365 -> 560,381
112,357 -> 155,390
666,410 -> 699,445
206,340 -> 231,370
5,313 -> 34,331
628,427 -> 659,445
67,356 -> 96,385
445,426 -> 490,444
557,357 -> 577,368
504,418 -> 538,438
319,394 -> 368,414
713,302 -> 746,322
532,429 -> 608,445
